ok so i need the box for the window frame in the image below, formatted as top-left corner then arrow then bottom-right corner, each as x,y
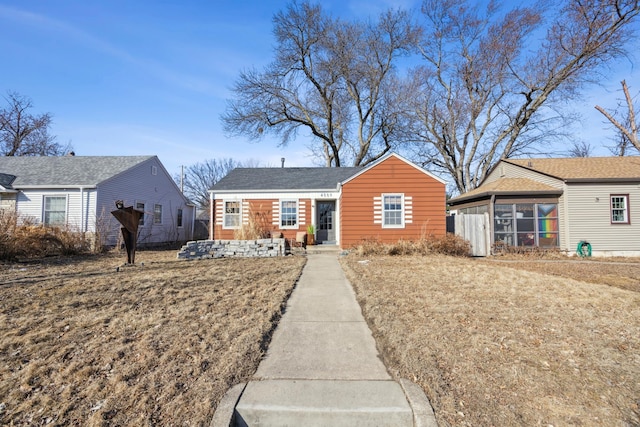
610,194 -> 630,224
136,201 -> 145,226
280,199 -> 298,229
153,204 -> 163,225
177,208 -> 183,228
493,202 -> 559,247
223,200 -> 241,229
43,195 -> 67,226
382,193 -> 405,229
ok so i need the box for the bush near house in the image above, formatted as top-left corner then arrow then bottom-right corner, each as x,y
0,211 -> 91,261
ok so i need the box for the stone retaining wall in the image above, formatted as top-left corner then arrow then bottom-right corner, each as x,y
177,238 -> 286,260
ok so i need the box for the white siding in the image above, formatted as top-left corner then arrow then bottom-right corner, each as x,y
95,157 -> 194,245
564,183 -> 640,254
15,188 -> 96,231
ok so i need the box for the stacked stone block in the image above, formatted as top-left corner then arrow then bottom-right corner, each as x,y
177,238 -> 286,260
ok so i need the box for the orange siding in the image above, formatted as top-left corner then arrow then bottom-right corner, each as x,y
340,156 -> 446,248
212,198 -> 311,241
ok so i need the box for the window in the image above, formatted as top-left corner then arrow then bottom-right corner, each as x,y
177,208 -> 183,228
154,204 -> 162,225
383,194 -> 404,228
494,203 -> 559,247
280,200 -> 298,228
537,204 -> 559,247
44,196 -> 66,226
224,201 -> 241,228
136,202 -> 145,226
151,165 -> 158,175
611,195 -> 629,224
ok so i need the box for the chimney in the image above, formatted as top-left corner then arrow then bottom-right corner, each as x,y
281,157 -> 285,168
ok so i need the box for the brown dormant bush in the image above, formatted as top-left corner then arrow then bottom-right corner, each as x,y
353,234 -> 471,257
234,206 -> 272,240
0,211 -> 90,260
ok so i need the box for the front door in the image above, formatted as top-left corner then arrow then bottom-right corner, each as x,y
316,201 -> 336,244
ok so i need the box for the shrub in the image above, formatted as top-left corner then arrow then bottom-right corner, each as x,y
234,206 -> 272,240
352,233 -> 470,257
0,210 -> 91,260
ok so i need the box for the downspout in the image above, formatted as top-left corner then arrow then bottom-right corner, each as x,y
562,182 -> 570,252
80,187 -> 84,232
209,191 -> 214,240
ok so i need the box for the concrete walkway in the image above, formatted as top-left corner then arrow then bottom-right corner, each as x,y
212,249 -> 437,426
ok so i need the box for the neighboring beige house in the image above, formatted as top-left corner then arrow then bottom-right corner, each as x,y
448,157 -> 640,256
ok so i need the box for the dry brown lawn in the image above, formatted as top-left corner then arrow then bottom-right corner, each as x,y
341,254 -> 640,427
0,250 -> 306,426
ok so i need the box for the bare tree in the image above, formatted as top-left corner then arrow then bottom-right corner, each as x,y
567,140 -> 593,157
595,79 -> 639,155
0,91 -> 69,156
222,1 -> 420,167
175,158 -> 243,209
409,0 -> 640,194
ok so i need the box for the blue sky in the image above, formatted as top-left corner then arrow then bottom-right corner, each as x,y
0,0 -> 638,179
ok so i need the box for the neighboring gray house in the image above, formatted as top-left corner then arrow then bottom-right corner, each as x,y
448,157 -> 640,256
0,155 -> 194,246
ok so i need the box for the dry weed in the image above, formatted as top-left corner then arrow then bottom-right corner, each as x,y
0,250 -> 305,426
341,254 -> 640,426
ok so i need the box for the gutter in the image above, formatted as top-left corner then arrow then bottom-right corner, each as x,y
449,189 -> 562,205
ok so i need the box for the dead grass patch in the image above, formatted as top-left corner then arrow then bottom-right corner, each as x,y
0,250 -> 305,426
341,254 -> 640,426
479,256 -> 640,293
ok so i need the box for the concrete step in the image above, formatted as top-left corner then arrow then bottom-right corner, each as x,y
233,379 -> 413,427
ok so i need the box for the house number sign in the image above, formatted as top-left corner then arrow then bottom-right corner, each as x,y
320,193 -> 332,198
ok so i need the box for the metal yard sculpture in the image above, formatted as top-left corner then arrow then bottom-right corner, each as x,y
111,200 -> 144,264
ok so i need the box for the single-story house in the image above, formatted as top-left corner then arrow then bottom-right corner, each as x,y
0,155 -> 195,246
448,157 -> 640,256
208,153 -> 447,248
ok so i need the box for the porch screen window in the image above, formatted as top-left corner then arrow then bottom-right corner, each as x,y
224,201 -> 241,228
281,200 -> 297,228
383,194 -> 403,228
611,195 -> 629,224
153,204 -> 162,224
494,203 -> 558,247
44,196 -> 66,226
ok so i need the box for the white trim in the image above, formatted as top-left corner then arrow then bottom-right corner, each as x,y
135,200 -> 146,227
381,193 -> 405,229
153,203 -> 163,225
211,190 -> 341,200
222,199 -> 242,229
43,194 -> 68,226
279,199 -> 299,229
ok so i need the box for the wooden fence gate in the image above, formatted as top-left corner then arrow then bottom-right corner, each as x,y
450,213 -> 491,257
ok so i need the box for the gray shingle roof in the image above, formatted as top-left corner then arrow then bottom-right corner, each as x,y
211,167 -> 364,191
0,155 -> 155,187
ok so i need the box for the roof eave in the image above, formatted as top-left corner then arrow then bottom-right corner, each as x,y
565,178 -> 640,183
209,186 -> 342,194
448,190 -> 562,205
14,185 -> 98,190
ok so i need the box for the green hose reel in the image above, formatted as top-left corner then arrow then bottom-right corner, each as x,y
577,241 -> 592,257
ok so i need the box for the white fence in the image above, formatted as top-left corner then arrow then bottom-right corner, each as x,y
453,213 -> 491,257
